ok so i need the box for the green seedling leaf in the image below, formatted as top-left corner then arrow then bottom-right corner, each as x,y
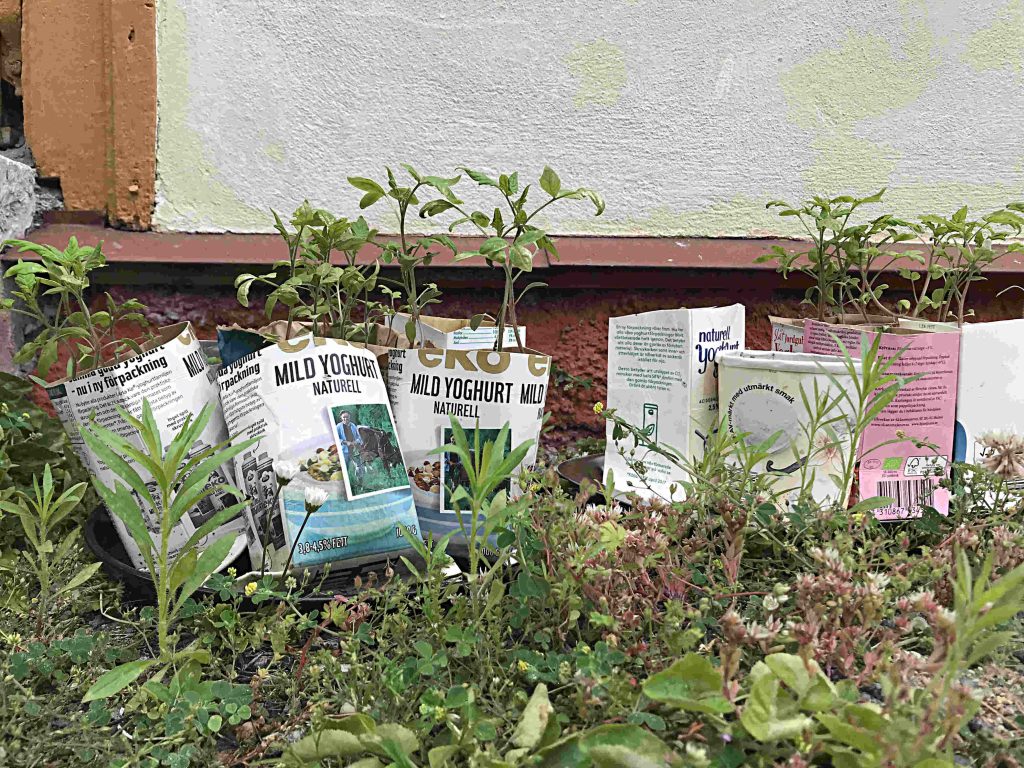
83,659 -> 156,702
641,653 -> 732,714
540,166 -> 561,197
285,729 -> 362,764
512,683 -> 553,750
579,725 -> 680,767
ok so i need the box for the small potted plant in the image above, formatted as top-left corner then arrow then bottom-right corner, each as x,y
385,165 -> 603,548
755,194 -> 961,521
225,202 -> 399,365
897,204 -> 1024,326
776,201 -> 1024,520
446,165 -> 604,350
2,237 -> 149,381
890,203 -> 1024,478
1,237 -> 246,570
758,189 -> 903,349
217,205 -> 422,576
348,164 -> 520,350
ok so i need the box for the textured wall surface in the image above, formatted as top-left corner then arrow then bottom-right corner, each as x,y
154,0 -> 1024,236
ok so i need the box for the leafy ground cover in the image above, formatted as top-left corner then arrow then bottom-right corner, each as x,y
1,363 -> 1024,768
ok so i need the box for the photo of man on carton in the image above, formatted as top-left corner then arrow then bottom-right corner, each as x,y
336,409 -> 365,478
329,404 -> 408,499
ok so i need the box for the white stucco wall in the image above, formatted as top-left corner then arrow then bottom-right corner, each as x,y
154,0 -> 1024,236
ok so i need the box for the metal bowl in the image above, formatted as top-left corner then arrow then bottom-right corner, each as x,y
556,453 -> 605,488
556,453 -> 635,505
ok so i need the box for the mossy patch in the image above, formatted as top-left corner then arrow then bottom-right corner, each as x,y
565,39 -> 627,108
963,0 -> 1024,72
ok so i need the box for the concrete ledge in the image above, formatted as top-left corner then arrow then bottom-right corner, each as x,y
9,223 -> 1024,273
5,223 -> 787,270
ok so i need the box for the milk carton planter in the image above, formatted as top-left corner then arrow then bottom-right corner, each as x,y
389,313 -> 524,350
718,351 -> 862,507
386,347 -> 550,549
769,314 -> 893,353
952,318 -> 1024,486
217,335 -> 420,573
770,316 -> 807,353
46,322 -> 247,570
603,305 -> 744,500
803,319 -> 961,519
898,315 -> 1024,485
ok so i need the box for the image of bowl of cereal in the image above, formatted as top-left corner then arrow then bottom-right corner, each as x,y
301,445 -> 345,484
408,458 -> 441,510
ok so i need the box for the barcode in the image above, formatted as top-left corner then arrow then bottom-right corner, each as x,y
877,479 -> 935,511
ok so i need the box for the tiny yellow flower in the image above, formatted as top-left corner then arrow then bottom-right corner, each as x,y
244,581 -> 258,597
593,402 -> 604,415
516,659 -> 530,673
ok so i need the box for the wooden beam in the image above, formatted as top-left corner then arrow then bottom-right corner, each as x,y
20,0 -> 155,227
108,0 -> 155,229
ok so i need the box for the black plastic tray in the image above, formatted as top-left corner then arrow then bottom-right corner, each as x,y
83,505 -> 438,608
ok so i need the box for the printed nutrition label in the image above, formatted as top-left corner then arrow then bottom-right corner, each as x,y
611,324 -> 686,392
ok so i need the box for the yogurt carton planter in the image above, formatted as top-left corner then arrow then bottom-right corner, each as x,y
769,314 -> 893,354
386,347 -> 550,549
718,350 -> 862,507
770,316 -> 807,353
389,313 -> 525,350
46,322 -> 247,571
217,320 -> 409,368
928,317 -> 1024,488
603,305 -> 745,500
803,319 -> 961,519
216,334 -> 420,573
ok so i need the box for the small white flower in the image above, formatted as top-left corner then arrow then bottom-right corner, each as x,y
304,487 -> 329,512
684,743 -> 710,768
274,460 -> 300,483
867,572 -> 890,592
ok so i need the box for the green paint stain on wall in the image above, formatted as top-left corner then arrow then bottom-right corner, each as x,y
963,0 -> 1024,71
563,196 -> 804,238
803,132 -> 899,194
780,7 -> 936,197
565,39 -> 627,108
156,0 -> 267,231
263,143 -> 286,163
559,182 -> 1023,240
781,16 -> 936,129
885,181 -> 1024,217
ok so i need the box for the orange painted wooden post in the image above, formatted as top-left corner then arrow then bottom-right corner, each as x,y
20,0 -> 156,228
108,0 -> 155,229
